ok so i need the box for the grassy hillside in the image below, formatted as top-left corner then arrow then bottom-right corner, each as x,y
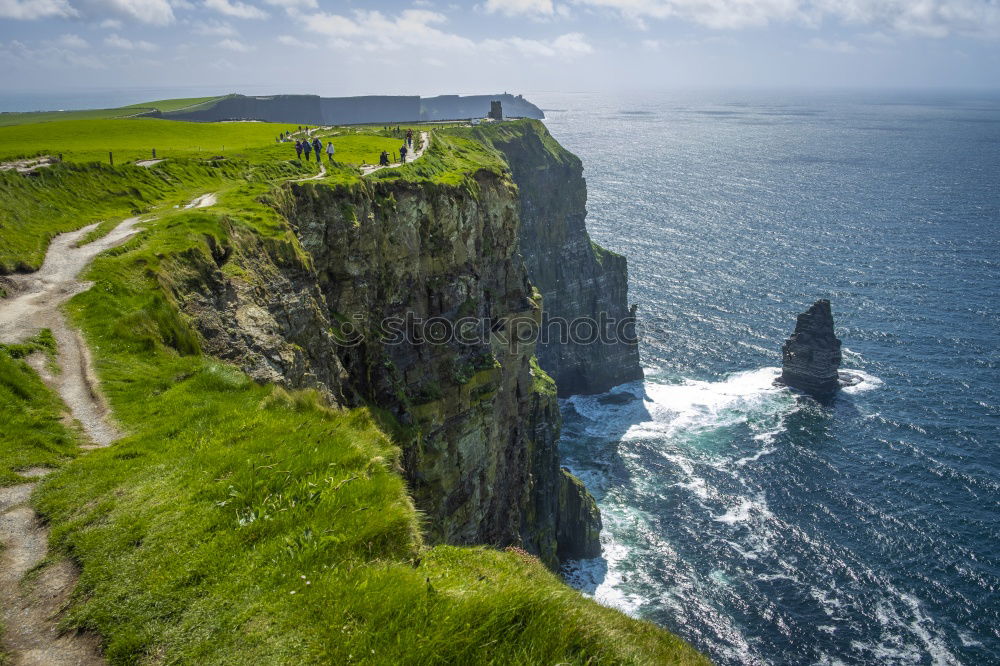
0,96 -> 225,127
0,118 -> 435,272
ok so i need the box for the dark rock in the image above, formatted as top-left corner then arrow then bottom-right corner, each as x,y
597,391 -> 637,405
473,122 -> 644,396
778,299 -> 842,398
557,468 -> 602,560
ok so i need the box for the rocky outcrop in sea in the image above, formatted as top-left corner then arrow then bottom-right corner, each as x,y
778,299 -> 843,398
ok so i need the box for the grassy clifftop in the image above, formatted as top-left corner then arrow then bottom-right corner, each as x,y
1,116 -> 707,664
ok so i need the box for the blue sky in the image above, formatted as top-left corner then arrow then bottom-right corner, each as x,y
1,0 -> 998,96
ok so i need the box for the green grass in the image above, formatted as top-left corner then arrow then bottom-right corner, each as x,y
0,96 -> 226,127
371,131 -> 507,186
21,170 -> 706,664
0,117 -> 301,164
0,120 -> 422,273
0,333 -> 82,486
0,117 -> 413,168
122,96 -> 226,113
0,158 -> 299,273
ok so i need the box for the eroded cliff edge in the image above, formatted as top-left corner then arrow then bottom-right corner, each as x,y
459,122 -> 644,396
168,126 -> 607,567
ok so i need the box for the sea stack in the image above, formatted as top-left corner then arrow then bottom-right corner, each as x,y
779,299 -> 842,398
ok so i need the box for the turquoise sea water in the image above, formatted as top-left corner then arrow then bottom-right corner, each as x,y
538,91 -> 1000,665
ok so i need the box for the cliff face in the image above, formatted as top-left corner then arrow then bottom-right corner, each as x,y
161,93 -> 543,125
465,122 -> 643,396
169,157 -> 600,567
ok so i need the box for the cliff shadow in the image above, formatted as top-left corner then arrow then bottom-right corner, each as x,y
557,381 -> 653,591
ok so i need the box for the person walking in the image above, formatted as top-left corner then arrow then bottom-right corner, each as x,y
326,141 -> 335,163
406,129 -> 413,148
295,140 -> 303,159
302,139 -> 312,162
399,143 -> 408,163
312,137 -> 322,162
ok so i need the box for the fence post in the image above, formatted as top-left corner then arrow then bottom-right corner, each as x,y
152,148 -> 156,159
109,151 -> 113,166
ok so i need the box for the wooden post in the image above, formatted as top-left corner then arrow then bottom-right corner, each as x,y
109,151 -> 113,166
152,148 -> 156,159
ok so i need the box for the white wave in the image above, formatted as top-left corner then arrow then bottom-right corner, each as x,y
675,476 -> 710,499
714,499 -> 756,524
839,368 -> 884,395
734,446 -> 776,467
562,531 -> 644,616
714,493 -> 774,526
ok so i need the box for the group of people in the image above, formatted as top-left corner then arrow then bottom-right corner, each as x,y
294,137 -> 335,163
282,126 -> 419,169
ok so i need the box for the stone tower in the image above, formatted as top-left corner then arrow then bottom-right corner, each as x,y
488,100 -> 503,121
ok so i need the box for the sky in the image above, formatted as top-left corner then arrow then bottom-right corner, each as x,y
1,0 -> 999,102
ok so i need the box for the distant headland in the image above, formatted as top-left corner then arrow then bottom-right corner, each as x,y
140,92 -> 545,125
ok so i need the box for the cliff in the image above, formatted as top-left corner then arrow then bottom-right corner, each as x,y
457,121 -> 643,396
779,299 -> 843,398
3,117 -> 709,663
160,93 -> 544,125
166,131 -> 600,567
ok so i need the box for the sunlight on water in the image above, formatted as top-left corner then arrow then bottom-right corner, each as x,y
543,90 -> 1000,665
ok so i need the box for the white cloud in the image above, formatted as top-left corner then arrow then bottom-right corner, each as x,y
572,0 -> 1000,37
641,38 -> 660,50
263,0 -> 315,8
277,34 -> 316,48
0,38 -> 105,68
91,0 -> 175,25
551,31 -> 592,54
302,9 -> 475,51
299,7 -> 592,57
218,37 -> 252,50
481,32 -> 593,57
806,36 -> 857,53
193,19 -> 237,35
204,0 -> 266,19
99,17 -> 123,27
52,33 -> 90,48
0,0 -> 77,19
104,33 -> 158,50
485,0 -> 554,16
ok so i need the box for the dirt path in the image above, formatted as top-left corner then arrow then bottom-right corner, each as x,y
360,131 -> 429,176
0,156 -> 58,174
0,191 -> 216,664
291,162 -> 326,182
0,471 -> 103,665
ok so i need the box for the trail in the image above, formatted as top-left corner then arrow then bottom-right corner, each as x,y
360,130 -> 429,176
292,162 -> 326,182
0,191 -> 216,664
0,156 -> 58,174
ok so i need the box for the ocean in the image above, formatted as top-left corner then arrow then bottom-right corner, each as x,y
534,90 -> 1000,665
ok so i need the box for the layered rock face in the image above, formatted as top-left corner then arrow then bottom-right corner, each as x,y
160,93 -> 544,125
469,122 -> 643,396
170,160 -> 601,567
779,299 -> 842,398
